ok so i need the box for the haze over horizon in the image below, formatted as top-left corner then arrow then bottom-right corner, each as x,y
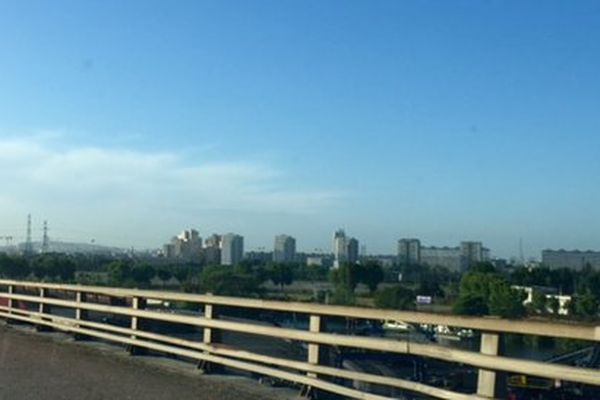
1,1 -> 600,259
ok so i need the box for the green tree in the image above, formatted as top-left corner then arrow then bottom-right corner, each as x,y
199,265 -> 260,297
454,270 -> 525,318
360,261 -> 384,293
107,260 -> 132,286
489,282 -> 526,318
330,286 -> 356,305
574,290 -> 598,320
305,265 -> 329,283
374,285 -> 415,310
156,268 -> 172,287
329,263 -> 359,291
458,271 -> 496,300
173,266 -> 192,284
28,254 -> 76,282
0,254 -> 30,279
268,263 -> 294,290
131,264 -> 155,287
31,257 -> 48,280
452,293 -> 488,316
469,262 -> 497,274
417,279 -> 444,298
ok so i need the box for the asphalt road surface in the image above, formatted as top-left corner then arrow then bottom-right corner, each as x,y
0,324 -> 297,400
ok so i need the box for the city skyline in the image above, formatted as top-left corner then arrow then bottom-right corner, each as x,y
8,217 -> 600,263
1,2 -> 600,259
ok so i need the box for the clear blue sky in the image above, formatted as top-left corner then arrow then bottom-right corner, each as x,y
1,0 -> 599,258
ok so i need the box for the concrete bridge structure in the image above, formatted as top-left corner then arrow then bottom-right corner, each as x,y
1,279 -> 599,399
0,324 -> 297,400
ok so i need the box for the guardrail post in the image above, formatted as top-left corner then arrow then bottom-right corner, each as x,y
128,296 -> 147,355
307,315 -> 321,377
7,285 -> 13,311
5,284 -> 14,323
73,291 -> 88,340
38,288 -> 47,314
477,332 -> 504,398
35,288 -> 52,331
300,314 -> 323,397
199,296 -> 222,373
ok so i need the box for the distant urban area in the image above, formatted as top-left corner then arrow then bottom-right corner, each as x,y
1,214 -> 600,322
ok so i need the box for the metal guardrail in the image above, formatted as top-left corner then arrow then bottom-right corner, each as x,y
0,279 -> 599,400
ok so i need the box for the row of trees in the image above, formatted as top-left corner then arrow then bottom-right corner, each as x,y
453,263 -> 600,320
0,253 -> 77,281
1,251 -> 598,320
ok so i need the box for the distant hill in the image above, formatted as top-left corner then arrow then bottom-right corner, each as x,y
1,241 -> 130,255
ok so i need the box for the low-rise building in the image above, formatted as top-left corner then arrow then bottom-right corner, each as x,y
542,249 -> 600,270
512,285 -> 572,315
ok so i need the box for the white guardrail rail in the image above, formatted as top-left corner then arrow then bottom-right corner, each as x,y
0,279 -> 599,400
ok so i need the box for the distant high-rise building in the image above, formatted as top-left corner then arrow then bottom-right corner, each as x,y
333,229 -> 347,268
203,233 -> 222,265
221,233 -> 244,266
398,239 -> 421,265
347,237 -> 359,264
162,229 -> 202,261
460,241 -> 484,268
203,247 -> 222,265
164,229 -> 202,260
205,233 -> 222,248
273,234 -> 296,263
332,229 -> 359,268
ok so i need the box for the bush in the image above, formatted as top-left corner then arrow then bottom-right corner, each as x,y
199,265 -> 261,297
452,293 -> 488,316
374,285 -> 414,310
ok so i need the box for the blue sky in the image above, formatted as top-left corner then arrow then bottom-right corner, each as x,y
1,1 -> 599,258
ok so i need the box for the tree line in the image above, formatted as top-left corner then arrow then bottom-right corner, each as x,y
0,252 -> 598,320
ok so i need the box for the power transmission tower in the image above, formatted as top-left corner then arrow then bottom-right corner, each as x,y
24,214 -> 33,255
42,220 -> 49,253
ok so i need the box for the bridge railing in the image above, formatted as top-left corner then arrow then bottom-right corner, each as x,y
0,279 -> 598,400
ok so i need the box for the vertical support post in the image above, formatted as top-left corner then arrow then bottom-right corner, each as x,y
6,285 -> 14,324
36,288 -> 53,331
300,314 -> 324,398
75,291 -> 85,323
128,296 -> 146,355
307,315 -> 321,378
477,332 -> 501,398
38,288 -> 46,314
130,296 -> 140,336
202,302 -> 215,345
74,291 -> 88,340
7,285 -> 13,313
199,297 -> 222,373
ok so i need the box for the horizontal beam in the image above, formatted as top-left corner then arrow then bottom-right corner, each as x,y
0,306 -> 486,400
0,279 -> 597,341
0,311 -> 392,400
2,291 -> 599,386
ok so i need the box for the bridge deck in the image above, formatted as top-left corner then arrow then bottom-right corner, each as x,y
0,324 -> 296,400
